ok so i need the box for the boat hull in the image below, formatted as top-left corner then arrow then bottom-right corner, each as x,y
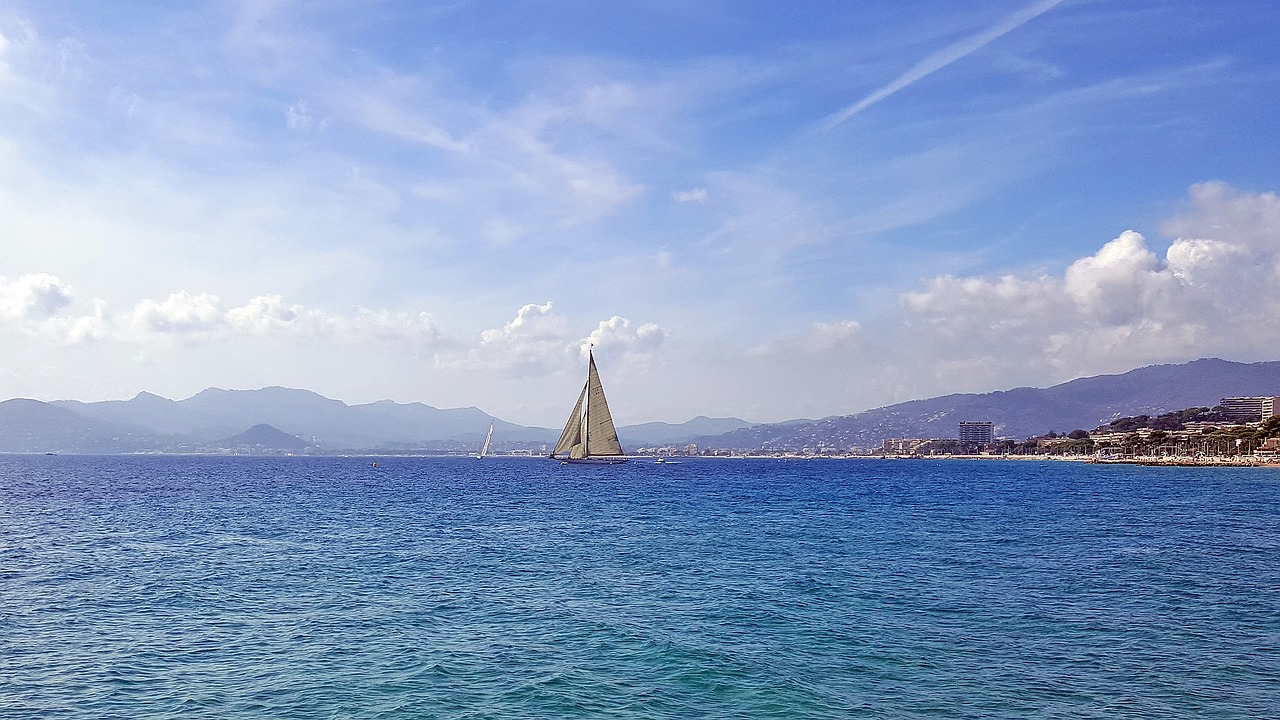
556,456 -> 630,465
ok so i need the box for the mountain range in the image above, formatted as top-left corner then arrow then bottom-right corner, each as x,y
701,358 -> 1280,452
0,386 -> 752,454
2,357 -> 1279,454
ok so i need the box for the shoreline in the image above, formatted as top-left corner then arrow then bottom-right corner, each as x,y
870,453 -> 1280,468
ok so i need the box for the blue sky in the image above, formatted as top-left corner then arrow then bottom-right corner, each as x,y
2,0 -> 1280,427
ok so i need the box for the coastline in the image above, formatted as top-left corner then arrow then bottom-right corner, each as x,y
875,453 -> 1280,468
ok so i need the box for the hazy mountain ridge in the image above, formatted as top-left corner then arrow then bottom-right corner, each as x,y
50,388 -> 558,452
621,416 -> 753,445
704,358 -> 1280,451
26,388 -> 744,454
8,358 -> 1280,454
0,399 -> 165,454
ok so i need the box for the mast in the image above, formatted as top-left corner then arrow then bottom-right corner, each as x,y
582,356 -> 590,456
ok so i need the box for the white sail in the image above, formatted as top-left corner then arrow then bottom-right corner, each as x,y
550,351 -> 626,461
478,422 -> 494,458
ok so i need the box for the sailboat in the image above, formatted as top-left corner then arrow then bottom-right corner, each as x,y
476,421 -> 494,459
549,350 -> 628,464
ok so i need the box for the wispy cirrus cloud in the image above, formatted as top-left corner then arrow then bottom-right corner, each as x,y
821,0 -> 1065,129
672,187 -> 708,203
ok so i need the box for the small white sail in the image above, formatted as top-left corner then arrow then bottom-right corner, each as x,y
477,421 -> 494,459
550,351 -> 626,463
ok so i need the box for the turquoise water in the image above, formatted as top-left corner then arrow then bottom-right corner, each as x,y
2,456 -> 1278,718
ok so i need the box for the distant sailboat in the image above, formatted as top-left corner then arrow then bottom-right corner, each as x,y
550,350 -> 628,464
476,421 -> 494,459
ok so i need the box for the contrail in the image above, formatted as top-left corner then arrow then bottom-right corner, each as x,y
821,0 -> 1065,130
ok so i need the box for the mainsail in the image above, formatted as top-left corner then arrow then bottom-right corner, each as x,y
477,421 -> 494,458
551,352 -> 625,461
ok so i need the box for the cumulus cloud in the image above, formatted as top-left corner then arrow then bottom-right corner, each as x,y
464,302 -> 573,375
896,182 -> 1280,386
582,316 -> 666,356
0,274 -> 123,346
127,291 -> 443,345
481,301 -> 563,345
450,302 -> 666,377
226,293 -> 300,334
131,291 -> 226,335
0,280 -> 443,350
0,272 -> 72,320
59,298 -> 111,345
692,183 -> 1279,416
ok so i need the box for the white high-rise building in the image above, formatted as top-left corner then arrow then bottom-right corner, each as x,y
958,421 -> 994,444
1219,397 -> 1280,421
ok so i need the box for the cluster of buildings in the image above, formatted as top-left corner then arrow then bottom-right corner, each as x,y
881,421 -> 993,455
1080,396 -> 1280,456
628,395 -> 1280,459
882,396 -> 1280,458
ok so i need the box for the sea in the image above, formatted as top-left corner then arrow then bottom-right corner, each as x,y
2,455 -> 1278,719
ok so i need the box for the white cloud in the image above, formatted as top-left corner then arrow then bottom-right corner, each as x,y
226,293 -> 299,334
822,0 -> 1065,128
0,283 -> 444,349
465,301 -> 573,376
672,187 -> 708,203
131,291 -> 226,335
342,307 -> 441,344
480,301 -> 561,345
224,295 -> 441,344
345,91 -> 471,154
1062,229 -> 1177,320
896,183 -> 1280,385
582,316 -> 666,357
285,100 -> 311,130
58,298 -> 110,345
0,30 -> 10,81
445,303 -> 668,380
0,273 -> 113,347
0,272 -> 73,320
690,182 -> 1280,420
810,320 -> 862,351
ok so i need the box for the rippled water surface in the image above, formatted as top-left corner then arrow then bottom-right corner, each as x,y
2,455 -> 1278,718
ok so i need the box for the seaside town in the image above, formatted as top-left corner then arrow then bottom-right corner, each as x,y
634,395 -> 1280,466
